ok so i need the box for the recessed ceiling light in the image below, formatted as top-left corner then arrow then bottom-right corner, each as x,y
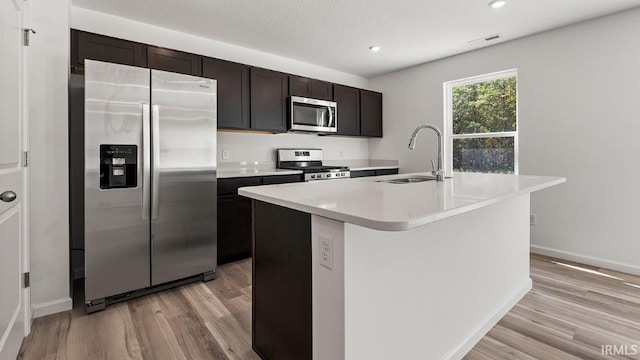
488,0 -> 506,9
369,45 -> 381,52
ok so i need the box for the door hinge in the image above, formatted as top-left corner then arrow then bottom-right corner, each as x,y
23,151 -> 29,167
23,272 -> 30,288
23,29 -> 36,46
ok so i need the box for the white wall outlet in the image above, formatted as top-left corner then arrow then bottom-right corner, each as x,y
222,149 -> 230,160
339,150 -> 344,158
319,235 -> 334,270
530,214 -> 537,226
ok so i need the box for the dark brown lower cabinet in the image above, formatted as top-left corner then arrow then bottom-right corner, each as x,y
217,195 -> 253,264
253,201 -> 312,360
350,168 -> 398,178
217,174 -> 303,264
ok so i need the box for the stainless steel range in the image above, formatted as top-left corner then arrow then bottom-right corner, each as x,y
277,149 -> 350,181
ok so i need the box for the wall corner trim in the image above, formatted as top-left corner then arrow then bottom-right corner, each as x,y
32,297 -> 73,318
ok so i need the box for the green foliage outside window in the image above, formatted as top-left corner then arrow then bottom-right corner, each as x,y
452,76 -> 517,173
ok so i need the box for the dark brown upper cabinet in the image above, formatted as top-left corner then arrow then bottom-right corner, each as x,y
70,30 -> 383,137
333,84 -> 360,136
360,90 -> 383,137
289,75 -> 312,98
289,75 -> 333,101
310,80 -> 333,101
202,57 -> 250,130
72,30 -> 147,69
250,67 -> 288,132
147,46 -> 202,76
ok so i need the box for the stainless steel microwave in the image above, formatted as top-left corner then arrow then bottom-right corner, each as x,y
289,96 -> 337,133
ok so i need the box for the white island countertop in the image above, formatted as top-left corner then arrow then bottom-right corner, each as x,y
239,172 -> 565,231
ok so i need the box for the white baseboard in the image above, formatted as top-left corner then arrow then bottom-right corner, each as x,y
531,245 -> 640,277
32,297 -> 73,318
445,279 -> 532,360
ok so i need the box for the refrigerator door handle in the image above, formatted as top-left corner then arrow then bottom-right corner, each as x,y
142,103 -> 151,220
152,104 -> 161,219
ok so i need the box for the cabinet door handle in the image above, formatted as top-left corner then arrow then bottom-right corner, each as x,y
0,191 -> 17,203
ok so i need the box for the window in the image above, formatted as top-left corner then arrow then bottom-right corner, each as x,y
444,69 -> 518,174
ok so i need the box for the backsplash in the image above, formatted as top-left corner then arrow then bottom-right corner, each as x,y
217,131 -> 369,164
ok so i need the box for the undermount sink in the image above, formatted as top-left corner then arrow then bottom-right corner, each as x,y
378,175 -> 437,184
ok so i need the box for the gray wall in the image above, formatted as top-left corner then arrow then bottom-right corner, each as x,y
29,0 -> 72,316
369,7 -> 640,274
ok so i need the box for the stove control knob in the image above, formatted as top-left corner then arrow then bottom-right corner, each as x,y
311,174 -> 316,179
327,174 -> 331,178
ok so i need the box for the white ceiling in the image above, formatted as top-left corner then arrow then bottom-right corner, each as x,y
72,0 -> 640,77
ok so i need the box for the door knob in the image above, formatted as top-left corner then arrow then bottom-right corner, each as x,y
0,191 -> 17,203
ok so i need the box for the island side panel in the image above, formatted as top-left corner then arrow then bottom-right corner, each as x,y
311,215 -> 346,360
343,195 -> 532,360
252,201 -> 312,360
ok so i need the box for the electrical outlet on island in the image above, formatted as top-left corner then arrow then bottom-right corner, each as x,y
319,235 -> 334,270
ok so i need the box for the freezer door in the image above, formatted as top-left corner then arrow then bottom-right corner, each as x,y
150,70 -> 217,285
84,60 -> 151,301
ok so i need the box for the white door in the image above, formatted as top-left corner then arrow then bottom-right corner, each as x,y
0,0 -> 29,358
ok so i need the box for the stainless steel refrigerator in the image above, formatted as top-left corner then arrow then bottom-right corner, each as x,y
83,60 -> 217,313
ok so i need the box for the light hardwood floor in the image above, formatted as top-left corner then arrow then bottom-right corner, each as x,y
18,254 -> 640,360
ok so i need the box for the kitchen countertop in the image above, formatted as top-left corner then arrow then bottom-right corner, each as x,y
217,161 -> 301,178
218,168 -> 302,179
324,159 -> 399,171
239,172 -> 565,231
217,159 -> 399,178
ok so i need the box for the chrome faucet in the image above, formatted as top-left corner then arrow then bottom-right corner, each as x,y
408,124 -> 445,181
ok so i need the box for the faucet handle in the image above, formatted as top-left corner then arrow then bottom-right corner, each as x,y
431,159 -> 445,181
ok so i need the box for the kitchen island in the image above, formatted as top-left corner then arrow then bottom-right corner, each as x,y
239,172 -> 565,360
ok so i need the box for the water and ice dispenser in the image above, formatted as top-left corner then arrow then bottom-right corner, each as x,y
99,145 -> 137,189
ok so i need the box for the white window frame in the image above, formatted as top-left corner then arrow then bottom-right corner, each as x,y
443,69 -> 519,175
